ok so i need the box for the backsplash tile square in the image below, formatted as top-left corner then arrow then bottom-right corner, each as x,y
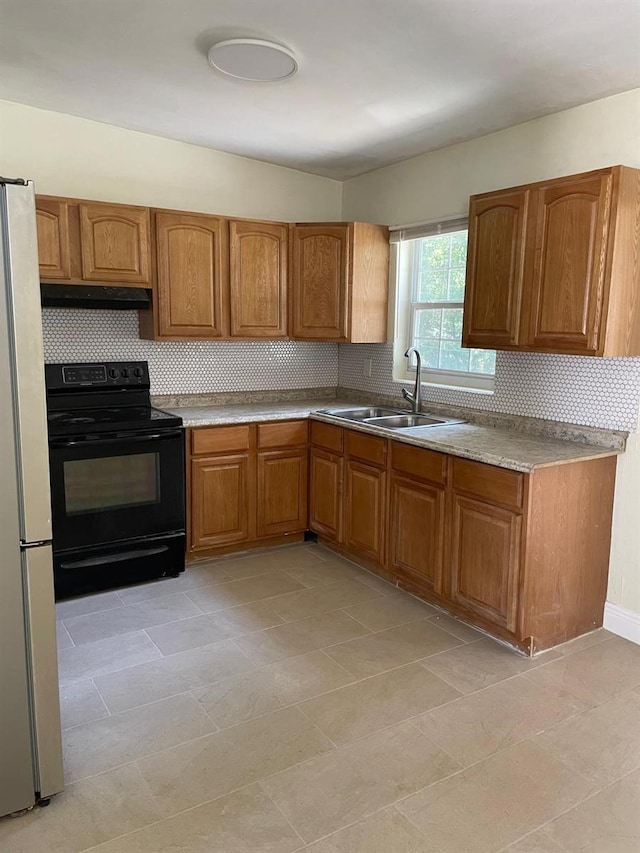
42,310 -> 338,394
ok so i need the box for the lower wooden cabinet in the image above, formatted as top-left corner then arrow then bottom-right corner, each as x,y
191,454 -> 251,549
344,459 -> 386,565
257,449 -> 308,537
309,448 -> 343,543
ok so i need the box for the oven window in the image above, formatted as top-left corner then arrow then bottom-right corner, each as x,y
63,453 -> 160,515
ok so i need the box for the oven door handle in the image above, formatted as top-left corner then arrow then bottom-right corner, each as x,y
49,430 -> 183,448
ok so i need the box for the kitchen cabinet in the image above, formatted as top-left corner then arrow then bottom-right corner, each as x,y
291,222 -> 390,342
230,220 -> 288,338
188,420 -> 308,555
35,195 -> 152,287
462,166 -> 640,356
309,422 -> 344,543
343,431 -> 387,566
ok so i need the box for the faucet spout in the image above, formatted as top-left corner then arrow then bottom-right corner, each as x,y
403,347 -> 422,413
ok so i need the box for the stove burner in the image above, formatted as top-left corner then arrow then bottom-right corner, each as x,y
70,416 -> 95,424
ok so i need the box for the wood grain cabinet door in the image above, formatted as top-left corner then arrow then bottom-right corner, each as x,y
35,197 -> 71,280
291,224 -> 349,340
309,448 -> 343,543
191,454 -> 250,549
389,473 -> 445,595
344,459 -> 386,565
524,172 -> 612,353
230,220 -> 287,338
155,212 -> 229,338
257,449 -> 308,537
450,493 -> 521,632
463,190 -> 528,348
79,202 -> 151,284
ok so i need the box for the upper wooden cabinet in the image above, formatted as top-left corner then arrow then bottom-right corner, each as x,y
230,220 -> 288,338
153,211 -> 229,338
462,166 -> 640,356
35,195 -> 151,287
291,222 -> 390,342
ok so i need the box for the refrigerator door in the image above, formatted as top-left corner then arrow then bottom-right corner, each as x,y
2,180 -> 52,545
22,544 -> 64,799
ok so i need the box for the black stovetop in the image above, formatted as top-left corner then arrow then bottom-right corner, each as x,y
47,405 -> 182,437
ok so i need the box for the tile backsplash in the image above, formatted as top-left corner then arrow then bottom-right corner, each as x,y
42,310 -> 339,394
338,343 -> 640,432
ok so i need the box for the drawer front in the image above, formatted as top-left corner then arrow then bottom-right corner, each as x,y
311,421 -> 343,453
452,457 -> 524,509
391,442 -> 446,485
258,420 -> 308,449
345,429 -> 387,467
192,424 -> 251,456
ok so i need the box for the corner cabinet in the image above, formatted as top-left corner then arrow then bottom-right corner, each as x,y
291,222 -> 390,342
462,165 -> 640,356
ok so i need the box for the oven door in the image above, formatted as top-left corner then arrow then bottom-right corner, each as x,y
48,429 -> 185,553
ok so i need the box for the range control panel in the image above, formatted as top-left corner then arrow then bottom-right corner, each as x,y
45,361 -> 150,392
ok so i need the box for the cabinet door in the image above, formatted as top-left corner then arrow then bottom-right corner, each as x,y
344,459 -> 386,565
450,493 -> 521,632
309,448 -> 343,542
190,454 -> 250,549
230,220 -> 287,338
156,212 -> 229,338
79,202 -> 151,284
35,197 -> 71,280
291,225 -> 349,340
463,189 -> 528,347
525,172 -> 612,353
389,473 -> 444,595
257,449 -> 308,537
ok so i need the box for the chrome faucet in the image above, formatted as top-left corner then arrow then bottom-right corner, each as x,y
402,347 -> 422,413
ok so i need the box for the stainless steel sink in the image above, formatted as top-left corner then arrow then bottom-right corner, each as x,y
366,414 -> 451,428
319,407 -> 405,420
318,406 -> 465,430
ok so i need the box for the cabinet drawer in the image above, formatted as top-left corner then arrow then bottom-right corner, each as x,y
452,458 -> 524,509
345,429 -> 386,467
192,425 -> 251,456
391,442 -> 446,485
258,420 -> 308,449
311,421 -> 343,453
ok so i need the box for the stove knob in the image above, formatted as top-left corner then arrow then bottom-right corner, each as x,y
133,367 -> 144,378
108,368 -> 120,379
120,368 -> 130,379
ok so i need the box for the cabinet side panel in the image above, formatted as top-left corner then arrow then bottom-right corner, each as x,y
522,456 -> 616,650
350,223 -> 390,343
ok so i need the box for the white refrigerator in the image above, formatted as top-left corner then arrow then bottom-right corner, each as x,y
0,177 -> 64,817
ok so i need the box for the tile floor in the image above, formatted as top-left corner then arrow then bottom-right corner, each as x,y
1,543 -> 639,852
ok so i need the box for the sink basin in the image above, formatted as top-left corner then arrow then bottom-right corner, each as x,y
366,414 -> 451,428
319,407 -> 405,420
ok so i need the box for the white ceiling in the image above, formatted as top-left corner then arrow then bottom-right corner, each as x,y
1,0 -> 639,180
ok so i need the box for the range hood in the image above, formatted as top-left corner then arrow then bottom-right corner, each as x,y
41,284 -> 151,310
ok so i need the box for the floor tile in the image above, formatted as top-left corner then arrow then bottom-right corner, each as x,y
267,578 -> 382,622
324,618 -> 462,678
57,630 -> 162,684
305,806 -> 430,853
63,693 -> 217,782
87,785 -> 302,853
116,562 -> 235,605
523,636 -> 640,706
63,593 -> 202,646
343,589 -> 438,632
530,690 -> 640,788
146,600 -> 284,655
192,650 -> 355,728
94,640 -> 254,713
59,679 -> 110,730
420,637 -> 556,694
56,591 -> 123,621
413,674 -> 586,766
234,611 -> 371,666
56,619 -> 74,650
300,662 -> 460,745
282,558 -> 373,588
0,763 -> 171,853
427,612 -> 484,643
262,721 -> 460,844
135,706 -> 334,814
396,738 -> 599,853
553,628 -> 614,657
508,770 -> 640,853
185,572 -> 306,613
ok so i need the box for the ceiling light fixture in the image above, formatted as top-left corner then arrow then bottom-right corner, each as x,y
207,38 -> 298,82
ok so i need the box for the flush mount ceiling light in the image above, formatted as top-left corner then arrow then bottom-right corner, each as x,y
207,38 -> 298,82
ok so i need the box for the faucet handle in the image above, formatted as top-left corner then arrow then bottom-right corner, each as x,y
402,388 -> 412,402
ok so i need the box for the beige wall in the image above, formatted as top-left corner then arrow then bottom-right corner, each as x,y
0,100 -> 342,221
343,88 -> 640,623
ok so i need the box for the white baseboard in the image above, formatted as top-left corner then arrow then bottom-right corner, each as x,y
604,602 -> 640,645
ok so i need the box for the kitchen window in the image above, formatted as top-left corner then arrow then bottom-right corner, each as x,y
392,219 -> 495,391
